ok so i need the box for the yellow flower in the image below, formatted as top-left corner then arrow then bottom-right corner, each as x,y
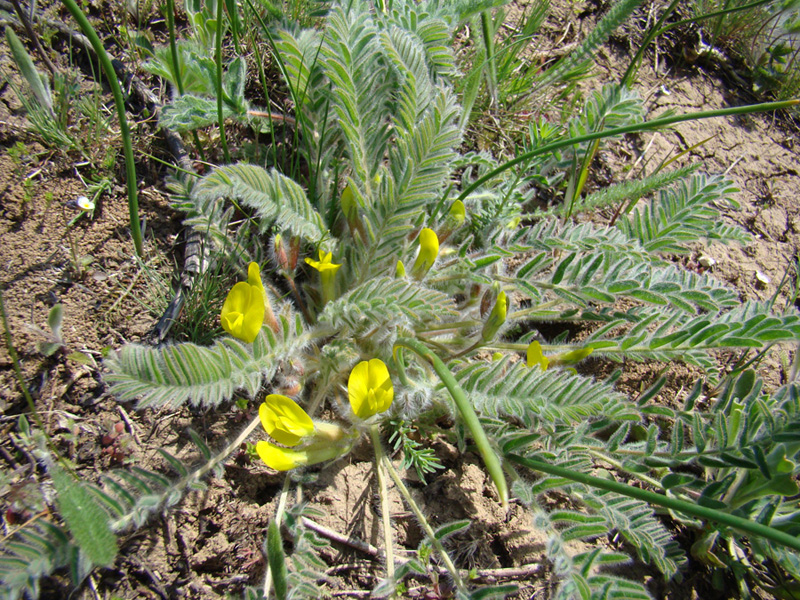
481,291 -> 507,342
256,439 -> 349,471
305,249 -> 341,275
305,250 -> 341,305
256,441 -> 308,471
448,200 -> 465,225
348,359 -> 394,420
410,228 -> 439,280
526,341 -> 549,371
220,262 -> 266,343
395,260 -> 406,278
259,394 -> 314,447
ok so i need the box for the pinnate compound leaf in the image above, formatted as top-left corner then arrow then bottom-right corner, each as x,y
48,461 -> 117,567
193,164 -> 327,244
105,327 -> 307,409
319,276 -> 456,332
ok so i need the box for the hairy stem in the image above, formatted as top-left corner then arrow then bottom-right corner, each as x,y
110,413 -> 262,532
370,424 -> 395,582
383,459 -> 467,595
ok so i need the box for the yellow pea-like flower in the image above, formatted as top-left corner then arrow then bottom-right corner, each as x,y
256,441 -> 308,471
256,439 -> 350,472
410,228 -> 439,280
259,394 -> 315,447
526,341 -> 549,371
348,359 -> 394,420
220,262 -> 266,343
305,250 -> 341,305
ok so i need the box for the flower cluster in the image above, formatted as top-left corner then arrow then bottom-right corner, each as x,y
256,359 -> 394,471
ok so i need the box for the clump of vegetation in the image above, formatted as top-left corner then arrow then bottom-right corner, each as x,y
1,0 -> 800,598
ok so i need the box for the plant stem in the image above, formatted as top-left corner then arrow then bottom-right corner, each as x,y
60,0 -> 143,257
383,459 -> 467,596
370,424 -> 395,582
455,99 -> 799,204
394,337 -> 509,508
263,476 -> 292,599
506,453 -> 800,553
215,0 -> 231,163
165,0 -> 183,95
480,10 -> 497,107
110,413 -> 262,532
0,291 -> 40,429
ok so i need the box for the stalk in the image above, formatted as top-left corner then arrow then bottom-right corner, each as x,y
455,99 -> 799,204
215,0 -> 231,163
60,0 -> 143,257
370,425 -> 395,582
507,453 -> 800,553
394,337 -> 509,508
0,291 -> 39,428
383,459 -> 467,596
165,0 -> 183,96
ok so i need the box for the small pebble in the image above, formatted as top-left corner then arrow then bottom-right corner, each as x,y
755,270 -> 770,287
698,255 -> 716,268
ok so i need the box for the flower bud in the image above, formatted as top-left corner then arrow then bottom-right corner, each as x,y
448,200 -> 466,225
410,228 -> 439,280
438,200 -> 466,243
481,291 -> 507,342
288,236 -> 300,271
273,234 -> 289,272
549,347 -> 593,368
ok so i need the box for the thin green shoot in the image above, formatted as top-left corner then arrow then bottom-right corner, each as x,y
60,0 -> 143,257
456,98 -> 799,204
507,452 -> 800,554
216,0 -> 231,163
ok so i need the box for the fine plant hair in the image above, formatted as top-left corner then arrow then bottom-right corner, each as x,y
4,0 -> 800,598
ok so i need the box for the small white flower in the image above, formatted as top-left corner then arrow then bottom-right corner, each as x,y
76,196 -> 95,211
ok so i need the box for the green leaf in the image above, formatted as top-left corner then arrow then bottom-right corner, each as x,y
5,28 -> 53,113
661,473 -> 696,490
47,304 -> 63,338
433,519 -> 470,541
48,461 -> 117,567
551,252 -> 577,285
160,94 -> 238,131
266,520 -> 288,600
